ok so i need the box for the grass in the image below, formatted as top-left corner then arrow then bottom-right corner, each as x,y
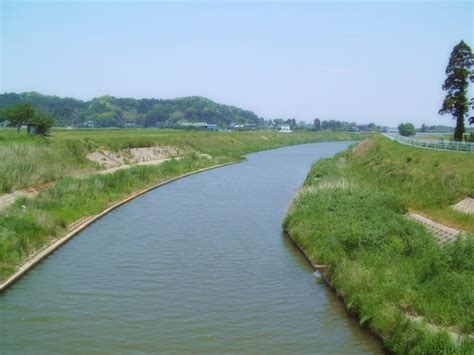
0,155 -> 215,279
0,128 -> 368,281
0,128 -> 367,193
344,136 -> 474,231
284,135 -> 474,353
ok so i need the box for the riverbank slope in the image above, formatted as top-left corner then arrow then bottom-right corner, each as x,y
284,135 -> 474,353
0,129 -> 366,283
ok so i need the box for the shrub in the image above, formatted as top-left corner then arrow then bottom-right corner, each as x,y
398,123 -> 416,136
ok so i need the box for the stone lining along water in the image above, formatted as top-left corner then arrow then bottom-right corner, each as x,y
0,142 -> 383,353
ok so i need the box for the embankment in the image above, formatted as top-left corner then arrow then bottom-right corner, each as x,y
0,129 -> 366,286
0,161 -> 236,293
284,135 -> 474,354
0,129 -> 366,193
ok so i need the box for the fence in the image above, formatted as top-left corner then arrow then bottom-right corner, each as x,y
382,133 -> 474,153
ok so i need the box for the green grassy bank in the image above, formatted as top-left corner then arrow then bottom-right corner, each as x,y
0,128 -> 366,282
284,135 -> 474,353
0,128 -> 366,193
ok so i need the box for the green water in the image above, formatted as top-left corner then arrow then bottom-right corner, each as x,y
0,142 -> 383,353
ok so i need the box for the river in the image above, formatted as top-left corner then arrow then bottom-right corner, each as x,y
0,142 -> 382,353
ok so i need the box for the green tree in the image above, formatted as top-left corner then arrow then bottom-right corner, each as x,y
1,103 -> 54,135
4,103 -> 35,133
439,41 -> 473,141
470,98 -> 474,125
32,110 -> 54,135
398,122 -> 416,136
313,118 -> 321,131
145,104 -> 168,127
368,122 -> 377,131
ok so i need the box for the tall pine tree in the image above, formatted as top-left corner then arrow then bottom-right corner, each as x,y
439,41 -> 473,141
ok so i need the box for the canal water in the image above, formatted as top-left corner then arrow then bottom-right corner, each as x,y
0,142 -> 382,353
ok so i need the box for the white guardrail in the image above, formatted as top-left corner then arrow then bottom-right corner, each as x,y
383,133 -> 474,153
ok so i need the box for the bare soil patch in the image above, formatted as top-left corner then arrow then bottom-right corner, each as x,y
86,146 -> 180,168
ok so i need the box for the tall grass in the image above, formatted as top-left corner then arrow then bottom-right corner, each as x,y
0,141 -> 91,192
284,135 -> 474,353
0,128 -> 368,193
306,135 -> 474,231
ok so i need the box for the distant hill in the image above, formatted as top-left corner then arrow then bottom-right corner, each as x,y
0,92 -> 263,128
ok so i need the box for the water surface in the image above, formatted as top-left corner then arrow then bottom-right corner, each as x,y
0,142 -> 382,353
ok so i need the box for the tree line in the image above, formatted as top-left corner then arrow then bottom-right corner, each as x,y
0,93 -> 262,129
1,40 -> 472,138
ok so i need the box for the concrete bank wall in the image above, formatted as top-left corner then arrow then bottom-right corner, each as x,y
0,161 -> 239,294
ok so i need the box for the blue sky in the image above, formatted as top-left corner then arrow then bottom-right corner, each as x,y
1,1 -> 472,126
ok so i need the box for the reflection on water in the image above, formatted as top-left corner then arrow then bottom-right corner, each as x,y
0,142 -> 382,353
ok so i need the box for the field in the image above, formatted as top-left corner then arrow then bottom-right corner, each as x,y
0,128 -> 367,282
284,135 -> 474,353
0,128 -> 366,193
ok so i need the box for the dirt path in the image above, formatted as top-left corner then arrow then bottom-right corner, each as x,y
0,159 -> 173,212
0,190 -> 37,211
0,183 -> 52,212
92,158 -> 171,175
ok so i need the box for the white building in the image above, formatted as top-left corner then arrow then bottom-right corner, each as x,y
279,124 -> 292,133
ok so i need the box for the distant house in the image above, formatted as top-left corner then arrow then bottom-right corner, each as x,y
231,123 -> 258,131
279,124 -> 292,133
207,124 -> 218,131
125,123 -> 143,128
27,123 -> 37,135
179,122 -> 208,130
83,120 -> 95,128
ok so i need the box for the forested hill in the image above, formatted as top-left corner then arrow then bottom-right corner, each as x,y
0,92 -> 262,128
